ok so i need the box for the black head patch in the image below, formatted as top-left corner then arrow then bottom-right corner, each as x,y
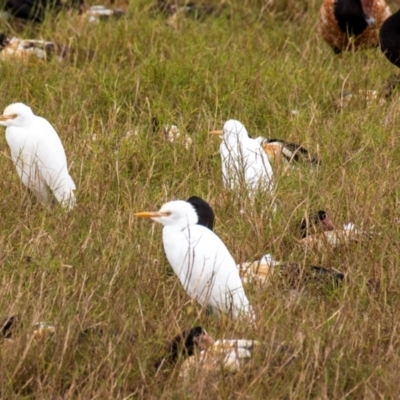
154,326 -> 205,370
187,196 -> 215,231
334,0 -> 370,36
300,210 -> 328,238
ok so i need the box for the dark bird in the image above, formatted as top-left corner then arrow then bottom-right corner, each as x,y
0,315 -> 21,339
186,196 -> 215,231
3,0 -> 83,22
380,8 -> 400,68
318,0 -> 391,53
300,210 -> 335,239
155,326 -> 211,370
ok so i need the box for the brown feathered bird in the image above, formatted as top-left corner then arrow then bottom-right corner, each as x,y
299,210 -> 373,250
255,137 -> 321,167
155,326 -> 291,380
0,33 -> 69,61
237,254 -> 344,288
319,0 -> 391,53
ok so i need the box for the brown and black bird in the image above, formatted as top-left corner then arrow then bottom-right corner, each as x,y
155,326 -> 295,380
190,198 -> 344,287
237,254 -> 344,288
254,137 -> 320,167
299,210 -> 372,249
0,33 -> 69,61
319,0 -> 391,53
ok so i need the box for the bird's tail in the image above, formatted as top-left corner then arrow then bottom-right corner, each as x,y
52,176 -> 77,210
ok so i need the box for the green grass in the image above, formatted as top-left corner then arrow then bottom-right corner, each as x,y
1,0 -> 400,398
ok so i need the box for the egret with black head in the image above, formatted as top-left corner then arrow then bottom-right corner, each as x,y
135,200 -> 254,321
186,196 -> 215,230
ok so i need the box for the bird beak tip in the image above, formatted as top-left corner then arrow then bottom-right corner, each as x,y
0,114 -> 17,121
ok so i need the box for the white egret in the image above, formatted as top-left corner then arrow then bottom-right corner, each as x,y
210,120 -> 274,199
0,102 -> 76,210
134,200 -> 254,321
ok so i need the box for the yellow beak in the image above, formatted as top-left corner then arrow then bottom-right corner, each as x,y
0,114 -> 17,121
134,211 -> 170,218
209,130 -> 223,136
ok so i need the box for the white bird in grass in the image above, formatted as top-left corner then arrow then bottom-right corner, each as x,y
210,120 -> 274,198
0,103 -> 76,210
135,200 -> 254,322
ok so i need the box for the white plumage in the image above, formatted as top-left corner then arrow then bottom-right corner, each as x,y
0,103 -> 76,209
135,200 -> 254,321
210,120 -> 274,197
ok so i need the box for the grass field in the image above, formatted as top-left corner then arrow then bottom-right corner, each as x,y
0,0 -> 400,398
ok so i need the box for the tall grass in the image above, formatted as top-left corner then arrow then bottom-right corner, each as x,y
0,0 -> 400,398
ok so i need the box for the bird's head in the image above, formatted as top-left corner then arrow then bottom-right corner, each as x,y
0,315 -> 21,339
134,200 -> 199,228
0,103 -> 34,127
186,196 -> 215,231
154,326 -> 214,370
0,34 -> 11,48
210,119 -> 249,143
300,210 -> 335,238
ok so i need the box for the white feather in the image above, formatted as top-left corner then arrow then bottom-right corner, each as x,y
150,200 -> 254,321
219,120 -> 274,197
0,103 -> 76,209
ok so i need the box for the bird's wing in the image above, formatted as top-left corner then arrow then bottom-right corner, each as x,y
238,260 -> 276,285
180,225 -> 252,316
243,140 -> 274,190
300,228 -> 372,249
32,118 -> 76,206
